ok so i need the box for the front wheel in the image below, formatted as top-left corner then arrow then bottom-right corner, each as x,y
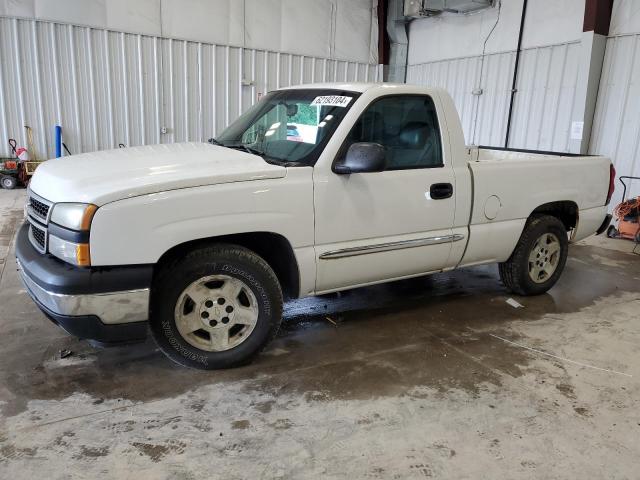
499,215 -> 569,296
150,244 -> 283,369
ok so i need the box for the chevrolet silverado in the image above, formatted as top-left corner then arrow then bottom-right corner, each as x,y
16,83 -> 615,369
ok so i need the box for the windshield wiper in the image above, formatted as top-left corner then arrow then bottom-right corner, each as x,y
210,139 -> 262,156
224,143 -> 265,157
210,141 -> 288,166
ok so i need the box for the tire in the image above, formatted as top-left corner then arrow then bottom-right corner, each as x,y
1,175 -> 17,189
150,243 -> 283,370
606,225 -> 618,239
499,215 -> 569,296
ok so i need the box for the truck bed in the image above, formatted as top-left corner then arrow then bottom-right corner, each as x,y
469,146 -> 609,225
458,146 -> 611,267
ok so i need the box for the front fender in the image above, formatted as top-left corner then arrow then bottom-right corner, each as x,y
89,170 -> 314,266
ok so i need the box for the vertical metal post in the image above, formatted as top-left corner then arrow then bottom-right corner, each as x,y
504,0 -> 528,148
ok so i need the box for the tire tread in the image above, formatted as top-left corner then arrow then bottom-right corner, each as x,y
498,215 -> 568,296
151,243 -> 283,369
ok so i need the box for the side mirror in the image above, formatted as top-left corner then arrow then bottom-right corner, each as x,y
334,142 -> 386,174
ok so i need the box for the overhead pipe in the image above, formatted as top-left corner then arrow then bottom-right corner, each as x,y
386,0 -> 410,83
377,0 -> 390,68
504,0 -> 528,148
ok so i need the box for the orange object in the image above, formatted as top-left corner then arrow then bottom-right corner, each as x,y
4,160 -> 17,169
75,244 -> 91,266
618,218 -> 639,239
613,196 -> 640,240
80,204 -> 98,230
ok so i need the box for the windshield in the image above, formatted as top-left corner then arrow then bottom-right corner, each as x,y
215,89 -> 360,166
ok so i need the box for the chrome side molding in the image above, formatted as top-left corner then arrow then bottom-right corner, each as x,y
319,234 -> 465,260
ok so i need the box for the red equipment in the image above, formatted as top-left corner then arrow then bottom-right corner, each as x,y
607,176 -> 640,243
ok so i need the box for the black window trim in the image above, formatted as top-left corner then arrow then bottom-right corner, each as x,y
331,93 -> 445,173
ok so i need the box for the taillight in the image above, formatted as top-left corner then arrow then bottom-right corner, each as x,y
606,164 -> 616,205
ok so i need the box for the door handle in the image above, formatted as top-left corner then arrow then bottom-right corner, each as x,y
430,183 -> 453,200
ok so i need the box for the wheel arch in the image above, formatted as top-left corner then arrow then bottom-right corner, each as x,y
154,232 -> 301,300
499,213 -> 570,296
529,200 -> 578,232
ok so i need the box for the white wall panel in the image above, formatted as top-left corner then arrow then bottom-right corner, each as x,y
105,0 -> 161,36
408,1 -> 518,64
34,0 -> 107,28
408,0 -> 584,65
610,0 -> 640,36
590,34 -> 640,205
160,0 -> 244,47
244,0 -> 282,53
0,0 -> 34,17
407,55 -> 480,143
521,0 -> 584,50
2,0 -> 378,64
334,0 -> 375,63
509,42 -> 581,152
407,42 -> 580,151
0,17 -> 381,158
407,50 -> 514,146
473,51 -> 515,147
280,0 -> 333,59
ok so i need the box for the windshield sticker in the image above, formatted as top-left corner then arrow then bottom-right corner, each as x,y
310,95 -> 353,108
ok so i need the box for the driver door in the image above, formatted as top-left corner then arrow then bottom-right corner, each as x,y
313,94 -> 458,293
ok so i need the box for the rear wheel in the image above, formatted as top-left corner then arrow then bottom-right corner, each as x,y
499,215 -> 568,296
150,244 -> 283,369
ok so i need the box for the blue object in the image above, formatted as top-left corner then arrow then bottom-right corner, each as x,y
55,125 -> 62,158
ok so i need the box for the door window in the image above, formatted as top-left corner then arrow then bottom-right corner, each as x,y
343,95 -> 443,170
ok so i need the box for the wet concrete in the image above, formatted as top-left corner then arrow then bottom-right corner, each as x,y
0,188 -> 639,479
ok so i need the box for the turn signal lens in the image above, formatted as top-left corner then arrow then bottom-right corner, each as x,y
48,235 -> 91,267
79,204 -> 98,230
76,244 -> 91,267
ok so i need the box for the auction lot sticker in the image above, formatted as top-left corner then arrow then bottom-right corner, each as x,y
310,95 -> 353,108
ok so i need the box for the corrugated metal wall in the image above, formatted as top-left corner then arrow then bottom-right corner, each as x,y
0,17 -> 382,159
407,54 -> 483,144
590,33 -> 640,204
407,41 -> 581,151
509,42 -> 582,152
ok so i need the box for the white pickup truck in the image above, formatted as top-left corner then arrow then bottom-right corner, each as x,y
16,83 -> 615,369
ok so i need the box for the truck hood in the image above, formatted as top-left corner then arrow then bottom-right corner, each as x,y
28,142 -> 286,205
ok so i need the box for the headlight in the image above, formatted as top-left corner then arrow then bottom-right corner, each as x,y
50,203 -> 97,231
49,235 -> 91,267
49,203 -> 97,266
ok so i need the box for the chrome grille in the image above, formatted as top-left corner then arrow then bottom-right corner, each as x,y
26,191 -> 52,254
29,197 -> 50,221
27,191 -> 52,223
28,220 -> 47,253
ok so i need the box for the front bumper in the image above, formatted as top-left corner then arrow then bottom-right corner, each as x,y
15,223 -> 152,344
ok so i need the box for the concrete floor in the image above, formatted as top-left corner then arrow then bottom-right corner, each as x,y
0,187 -> 639,479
